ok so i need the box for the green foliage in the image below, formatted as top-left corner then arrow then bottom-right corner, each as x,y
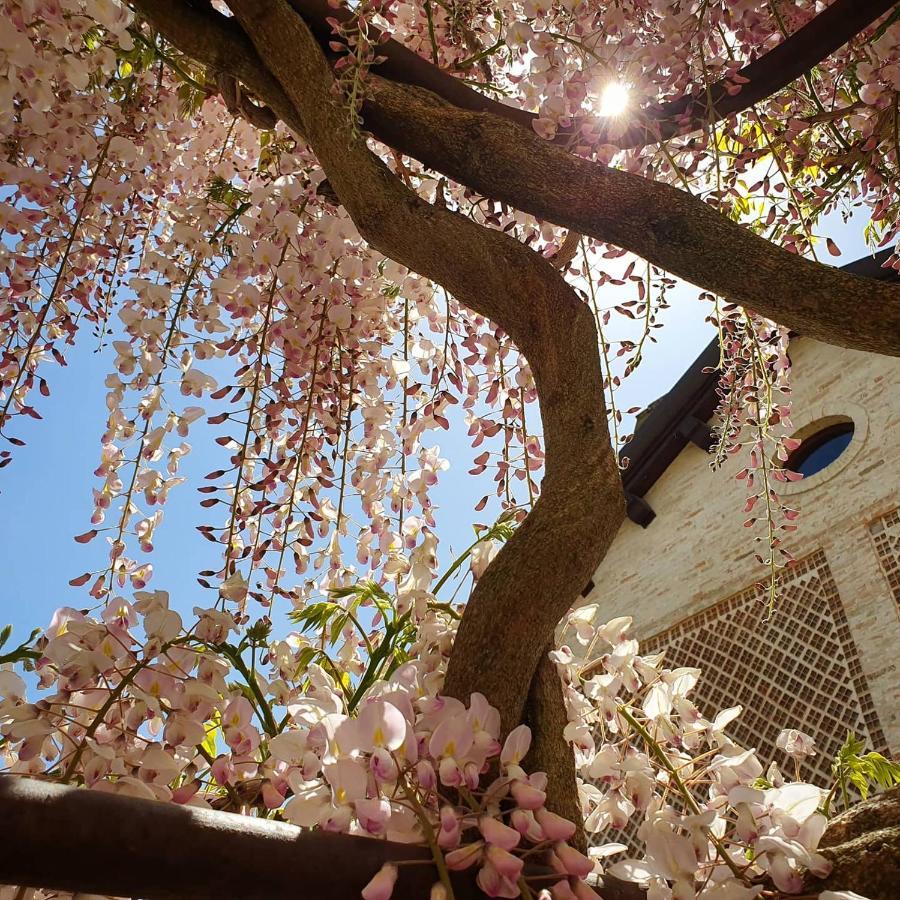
826,731 -> 900,815
476,508 -> 517,542
201,709 -> 221,759
431,508 -> 517,597
0,625 -> 41,667
92,27 -> 211,113
284,512 -> 519,710
206,176 -> 252,212
245,618 -> 272,646
289,581 -> 390,646
82,26 -> 103,52
257,131 -> 297,176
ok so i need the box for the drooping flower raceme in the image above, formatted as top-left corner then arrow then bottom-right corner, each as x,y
552,609 -> 843,900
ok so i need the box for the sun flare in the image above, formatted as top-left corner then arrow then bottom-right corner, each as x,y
598,81 -> 630,117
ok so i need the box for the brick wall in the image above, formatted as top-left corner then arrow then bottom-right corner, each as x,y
578,336 -> 900,753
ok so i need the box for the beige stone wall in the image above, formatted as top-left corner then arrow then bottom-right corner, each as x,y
579,336 -> 900,752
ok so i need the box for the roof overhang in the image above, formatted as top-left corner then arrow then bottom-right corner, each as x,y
619,247 -> 899,527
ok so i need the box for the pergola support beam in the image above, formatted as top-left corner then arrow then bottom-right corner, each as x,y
0,777 -> 475,899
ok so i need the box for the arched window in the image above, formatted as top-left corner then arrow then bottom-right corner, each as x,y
785,417 -> 855,478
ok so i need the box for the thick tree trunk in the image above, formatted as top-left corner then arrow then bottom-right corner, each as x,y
132,0 -> 900,846
804,786 -> 900,900
6,777 -> 896,899
223,2 -> 623,833
0,777 -> 541,898
523,651 -> 586,850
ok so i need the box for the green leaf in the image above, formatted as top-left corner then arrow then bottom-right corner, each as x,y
829,731 -> 900,813
83,26 -> 103,51
246,619 -> 272,645
330,613 -> 347,646
0,627 -> 41,666
201,709 -> 221,758
292,646 -> 318,680
862,751 -> 900,791
288,601 -> 340,633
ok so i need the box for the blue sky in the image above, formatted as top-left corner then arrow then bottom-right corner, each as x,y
0,211 -> 874,642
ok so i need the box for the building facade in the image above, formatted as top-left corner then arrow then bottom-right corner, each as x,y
576,257 -> 900,793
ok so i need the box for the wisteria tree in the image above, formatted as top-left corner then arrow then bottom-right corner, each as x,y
2,1 -> 900,898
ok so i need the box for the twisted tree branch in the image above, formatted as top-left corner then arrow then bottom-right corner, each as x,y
361,78 -> 900,358
223,0 -> 623,748
284,0 -> 897,150
132,0 -> 900,358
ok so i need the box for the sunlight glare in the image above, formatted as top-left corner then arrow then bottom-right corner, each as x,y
598,82 -> 629,117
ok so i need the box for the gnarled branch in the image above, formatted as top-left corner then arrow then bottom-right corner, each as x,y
223,0 -> 623,746
361,77 -> 900,358
284,0 -> 897,149
0,776 -> 522,898
804,787 -> 900,900
5,774 -> 897,899
132,0 -> 900,358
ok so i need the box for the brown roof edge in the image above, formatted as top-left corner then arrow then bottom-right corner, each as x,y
618,247 -> 899,526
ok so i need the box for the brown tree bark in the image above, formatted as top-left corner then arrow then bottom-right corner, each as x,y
804,787 -> 900,900
0,776 -> 542,899
523,651 -> 586,849
286,0 -> 897,149
361,77 -> 900,358
224,0 -> 623,762
5,775 -> 896,899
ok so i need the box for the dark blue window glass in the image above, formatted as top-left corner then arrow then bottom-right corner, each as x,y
786,421 -> 854,478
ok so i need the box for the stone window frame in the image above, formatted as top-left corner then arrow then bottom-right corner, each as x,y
777,401 -> 869,497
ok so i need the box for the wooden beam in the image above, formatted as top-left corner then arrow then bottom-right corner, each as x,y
0,777 -> 476,899
0,777 -> 652,899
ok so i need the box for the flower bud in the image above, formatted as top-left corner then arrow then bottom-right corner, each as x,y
361,863 -> 398,900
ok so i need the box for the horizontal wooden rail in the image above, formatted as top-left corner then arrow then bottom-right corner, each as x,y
3,777 -> 895,898
0,776 -> 480,898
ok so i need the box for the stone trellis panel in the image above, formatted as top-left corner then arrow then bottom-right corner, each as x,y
641,549 -> 887,780
590,550 -> 887,849
869,507 -> 900,608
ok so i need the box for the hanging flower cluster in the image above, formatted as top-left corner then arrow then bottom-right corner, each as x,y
280,694 -> 599,899
552,611 -> 852,899
0,558 -> 596,899
708,310 -> 799,612
3,0 -> 899,610
0,0 -> 552,620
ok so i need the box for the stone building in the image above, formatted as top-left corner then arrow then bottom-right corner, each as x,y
576,251 -> 900,792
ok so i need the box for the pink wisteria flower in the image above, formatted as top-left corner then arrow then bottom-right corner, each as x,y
776,728 -> 818,761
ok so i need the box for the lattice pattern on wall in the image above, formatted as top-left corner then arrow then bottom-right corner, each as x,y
870,507 -> 900,607
588,550 -> 887,849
